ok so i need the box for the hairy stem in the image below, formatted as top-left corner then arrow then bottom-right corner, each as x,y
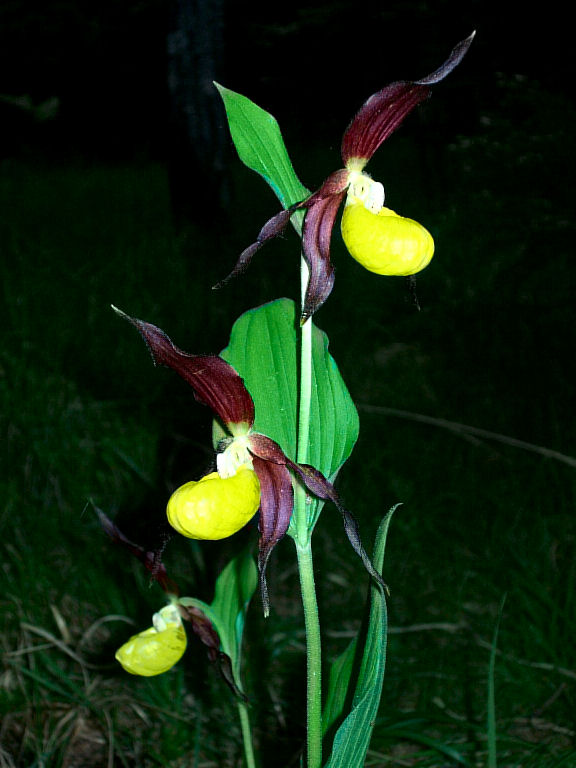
296,538 -> 323,768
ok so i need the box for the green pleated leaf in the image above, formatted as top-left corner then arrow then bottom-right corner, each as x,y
218,298 -> 358,485
308,315 -> 360,483
323,505 -> 399,768
216,83 -> 309,209
322,636 -> 358,737
179,551 -> 257,683
211,550 -> 258,677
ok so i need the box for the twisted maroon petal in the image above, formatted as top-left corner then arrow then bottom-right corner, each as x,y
217,169 -> 350,319
114,307 -> 255,429
251,454 -> 294,617
179,603 -> 221,657
178,603 -> 247,700
416,32 -> 476,85
98,506 -> 245,697
248,433 -> 388,594
301,171 -> 350,322
213,206 -> 298,289
286,462 -> 388,593
96,508 -> 179,595
341,32 -> 475,165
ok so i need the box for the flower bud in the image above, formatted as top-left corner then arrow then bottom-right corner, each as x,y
116,604 -> 186,677
341,201 -> 434,276
167,464 -> 260,540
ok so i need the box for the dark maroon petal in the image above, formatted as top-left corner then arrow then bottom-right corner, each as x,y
291,169 -> 350,323
303,169 -> 351,205
179,603 -> 221,656
251,455 -> 294,617
113,307 -> 254,429
248,431 -> 291,464
179,603 -> 247,700
341,33 -> 475,165
216,650 -> 248,701
416,31 -> 476,85
301,189 -> 347,323
96,508 -> 179,595
213,206 -> 299,289
214,169 -> 351,303
248,434 -> 389,593
287,462 -> 389,594
341,81 -> 431,166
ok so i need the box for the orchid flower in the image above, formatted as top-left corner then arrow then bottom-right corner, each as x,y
116,603 -> 187,677
99,508 -> 246,689
113,307 -> 386,615
216,33 -> 474,322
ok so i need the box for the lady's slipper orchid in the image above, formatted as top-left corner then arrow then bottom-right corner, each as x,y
99,509 -> 243,691
217,33 -> 474,322
114,307 -> 386,615
341,195 -> 434,276
167,463 -> 261,540
116,604 -> 187,677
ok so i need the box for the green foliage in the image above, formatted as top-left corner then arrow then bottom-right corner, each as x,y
2,85 -> 576,765
219,298 -> 359,484
180,550 -> 257,686
217,298 -> 360,546
211,550 -> 258,676
322,637 -> 358,738
215,83 -> 309,210
323,506 -> 397,768
487,595 -> 506,768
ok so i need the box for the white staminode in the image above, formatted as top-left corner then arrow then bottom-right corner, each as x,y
216,435 -> 253,478
152,604 -> 181,632
346,171 -> 385,213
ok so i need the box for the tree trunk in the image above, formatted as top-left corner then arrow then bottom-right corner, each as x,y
167,0 -> 227,226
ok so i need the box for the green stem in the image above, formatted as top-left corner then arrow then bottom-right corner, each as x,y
295,314 -> 313,541
296,538 -> 323,768
297,258 -> 313,455
297,318 -> 313,458
293,254 -> 323,768
295,256 -> 313,538
237,700 -> 257,768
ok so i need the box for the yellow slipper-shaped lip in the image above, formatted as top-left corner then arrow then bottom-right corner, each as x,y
341,202 -> 434,276
167,464 -> 260,540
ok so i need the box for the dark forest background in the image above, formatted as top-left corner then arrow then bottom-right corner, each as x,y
1,1 -> 576,766
1,0 -> 573,165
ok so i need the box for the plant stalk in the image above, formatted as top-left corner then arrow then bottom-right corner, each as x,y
293,255 -> 323,768
297,317 -> 313,470
237,700 -> 257,768
296,538 -> 323,768
295,256 -> 313,536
